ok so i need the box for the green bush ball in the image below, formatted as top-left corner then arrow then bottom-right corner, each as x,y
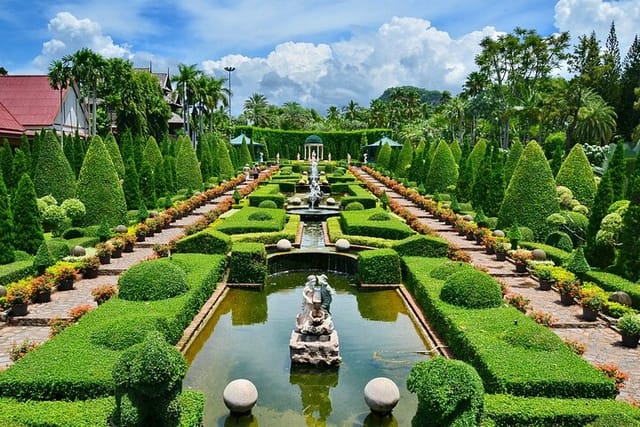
258,200 -> 278,209
248,211 -> 274,221
440,269 -> 503,309
429,261 -> 475,280
118,260 -> 188,301
367,212 -> 390,221
345,201 -> 365,211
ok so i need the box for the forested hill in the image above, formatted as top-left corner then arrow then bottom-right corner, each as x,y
376,86 -> 445,107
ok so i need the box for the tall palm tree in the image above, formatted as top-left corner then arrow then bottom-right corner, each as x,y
63,48 -> 105,136
173,64 -> 201,140
343,100 -> 361,122
244,93 -> 269,127
47,59 -> 71,136
573,89 -> 617,145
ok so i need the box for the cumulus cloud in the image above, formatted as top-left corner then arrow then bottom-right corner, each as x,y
33,12 -> 132,68
555,0 -> 640,56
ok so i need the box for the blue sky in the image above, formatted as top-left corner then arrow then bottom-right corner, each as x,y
1,0 -> 639,113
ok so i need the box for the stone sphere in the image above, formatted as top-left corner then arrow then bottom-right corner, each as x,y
364,377 -> 400,414
289,197 -> 302,206
609,291 -> 633,306
493,230 -> 505,237
276,239 -> 292,252
0,285 -> 6,298
149,210 -> 159,218
70,246 -> 86,257
223,379 -> 258,414
463,214 -> 474,221
531,249 -> 547,261
115,224 -> 128,234
326,197 -> 336,206
335,238 -> 351,252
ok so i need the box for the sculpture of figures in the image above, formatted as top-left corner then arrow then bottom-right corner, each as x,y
296,274 -> 335,335
363,153 -> 368,163
347,153 -> 351,164
259,152 -> 264,163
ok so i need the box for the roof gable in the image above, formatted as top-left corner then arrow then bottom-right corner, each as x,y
0,75 -> 67,127
0,101 -> 25,135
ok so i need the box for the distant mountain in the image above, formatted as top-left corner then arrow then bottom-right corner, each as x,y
376,86 -> 444,106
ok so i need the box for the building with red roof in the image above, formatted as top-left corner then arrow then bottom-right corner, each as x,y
0,75 -> 90,144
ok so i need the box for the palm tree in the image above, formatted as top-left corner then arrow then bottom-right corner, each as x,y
47,59 -> 71,136
244,93 -> 269,127
573,89 -> 617,145
173,64 -> 201,140
63,48 -> 105,136
343,100 -> 361,122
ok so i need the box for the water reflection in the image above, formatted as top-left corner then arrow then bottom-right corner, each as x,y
290,365 -> 338,426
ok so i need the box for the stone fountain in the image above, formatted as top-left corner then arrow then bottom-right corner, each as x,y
307,155 -> 323,210
289,274 -> 341,366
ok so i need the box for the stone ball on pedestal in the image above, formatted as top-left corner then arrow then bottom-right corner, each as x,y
335,239 -> 351,252
326,197 -> 336,206
115,224 -> 128,234
71,246 -> 86,257
276,239 -> 292,252
0,285 -> 6,298
289,196 -> 302,206
531,248 -> 547,261
493,229 -> 505,237
223,379 -> 258,414
364,377 -> 400,414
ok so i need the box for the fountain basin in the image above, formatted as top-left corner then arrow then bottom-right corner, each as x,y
286,207 -> 340,221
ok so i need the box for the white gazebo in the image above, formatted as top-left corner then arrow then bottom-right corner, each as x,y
303,134 -> 324,160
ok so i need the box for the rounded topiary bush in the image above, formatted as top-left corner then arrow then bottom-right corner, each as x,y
501,324 -> 561,351
440,269 -> 503,309
345,201 -> 364,211
91,319 -> 159,350
368,212 -> 390,221
429,261 -> 475,280
248,210 -> 273,221
258,200 -> 278,209
61,227 -> 84,239
118,259 -> 188,301
545,231 -> 574,252
407,357 -> 484,427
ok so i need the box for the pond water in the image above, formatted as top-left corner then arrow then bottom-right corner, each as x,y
183,272 -> 432,426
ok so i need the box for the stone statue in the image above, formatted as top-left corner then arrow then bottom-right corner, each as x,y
363,153 -> 368,163
297,152 -> 301,161
328,153 -> 331,162
276,153 -> 280,164
259,152 -> 264,163
347,153 -> 351,164
296,274 -> 334,335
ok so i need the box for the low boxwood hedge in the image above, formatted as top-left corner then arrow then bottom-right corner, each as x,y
228,242 -> 267,284
326,217 -> 393,247
0,254 -> 225,401
231,214 -> 300,244
215,207 -> 287,235
483,394 -> 640,426
392,234 -> 449,258
247,184 -> 285,208
520,241 -> 571,265
174,228 -> 232,254
339,185 -> 377,209
584,270 -> 640,310
118,259 -> 189,301
340,208 -> 414,240
402,257 -> 617,399
358,248 -> 401,284
0,257 -> 34,286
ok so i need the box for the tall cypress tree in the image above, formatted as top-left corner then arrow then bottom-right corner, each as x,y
456,140 -> 472,202
33,131 -> 76,201
217,140 -> 235,179
163,156 -> 176,194
63,133 -> 75,176
0,169 -> 15,264
9,149 -> 29,194
142,136 -> 164,173
104,133 -> 125,179
585,173 -> 614,267
426,140 -> 458,193
175,137 -> 203,190
607,140 -> 627,201
486,148 -> 506,217
19,135 -> 32,175
123,156 -> 142,210
0,139 -> 13,189
139,160 -> 156,208
395,140 -> 414,178
376,142 -> 392,171
600,21 -> 622,111
471,146 -> 493,213
504,139 -> 523,184
615,175 -> 640,281
13,174 -> 44,254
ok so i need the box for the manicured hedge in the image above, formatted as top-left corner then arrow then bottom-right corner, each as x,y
174,228 -> 232,254
277,181 -> 296,193
339,184 -> 377,209
403,257 -> 617,399
215,206 -> 287,235
326,174 -> 356,184
0,257 -> 34,286
326,217 -> 393,248
392,234 -> 449,258
228,242 -> 267,283
440,269 -> 503,309
231,214 -> 300,244
584,270 -> 640,309
358,248 -> 401,284
0,254 -> 225,400
340,208 -> 414,240
118,259 -> 188,301
484,394 -> 640,426
520,241 -> 571,265
248,184 -> 285,208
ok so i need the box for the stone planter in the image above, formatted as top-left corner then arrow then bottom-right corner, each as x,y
538,279 -> 554,291
56,278 -> 74,291
10,303 -> 28,316
560,293 -> 575,306
582,306 -> 598,321
621,333 -> 639,348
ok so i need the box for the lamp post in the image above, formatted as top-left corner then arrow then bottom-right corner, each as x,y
224,66 -> 235,144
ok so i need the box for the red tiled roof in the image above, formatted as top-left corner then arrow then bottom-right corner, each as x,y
0,101 -> 25,135
0,75 -> 67,128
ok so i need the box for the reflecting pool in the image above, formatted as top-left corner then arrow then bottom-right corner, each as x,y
183,272 -> 432,426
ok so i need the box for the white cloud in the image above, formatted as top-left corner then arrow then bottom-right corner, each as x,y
555,0 -> 640,56
33,12 -> 132,68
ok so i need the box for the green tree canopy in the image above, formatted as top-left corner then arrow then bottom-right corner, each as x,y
33,131 -> 76,202
426,140 -> 458,193
12,174 -> 44,254
555,144 -> 597,207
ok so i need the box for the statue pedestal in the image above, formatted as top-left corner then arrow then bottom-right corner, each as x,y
289,330 -> 341,366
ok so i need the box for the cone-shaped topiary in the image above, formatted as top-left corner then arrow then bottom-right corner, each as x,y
0,140 -> 13,189
497,142 -> 560,240
196,136 -> 212,180
585,173 -> 614,267
139,160 -> 156,209
9,149 -> 29,193
376,142 -> 392,171
456,140 -> 472,202
142,136 -> 163,173
217,140 -> 235,180
104,133 -> 125,178
13,174 -> 44,254
175,137 -> 202,190
33,241 -> 54,274
239,137 -> 253,166
486,147 -> 505,217
123,156 -> 142,210
163,156 -> 176,194
504,139 -> 523,185
395,139 -> 414,178
555,144 -> 597,208
615,175 -> 640,281
467,138 -> 487,183
449,141 -> 462,164
33,131 -> 76,202
565,246 -> 590,280
0,170 -> 15,264
608,140 -> 627,201
425,140 -> 458,193
77,136 -> 127,226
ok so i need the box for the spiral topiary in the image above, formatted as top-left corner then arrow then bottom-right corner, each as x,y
440,269 -> 503,309
118,259 -> 188,301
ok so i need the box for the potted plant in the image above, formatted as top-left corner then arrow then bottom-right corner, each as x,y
122,233 -> 136,253
534,266 -> 555,291
509,249 -> 532,273
483,233 -> 497,255
80,255 -> 100,279
46,262 -> 79,291
494,238 -> 508,261
29,275 -> 54,303
454,218 -> 467,236
465,222 -> 478,241
91,284 -> 117,305
557,277 -> 580,306
6,280 -> 31,316
109,237 -> 125,258
507,223 -> 522,250
617,313 -> 640,348
578,284 -> 605,321
135,223 -> 150,242
95,242 -> 114,264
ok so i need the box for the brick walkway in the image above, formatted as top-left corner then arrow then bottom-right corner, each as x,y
356,169 -> 640,402
0,176 -> 259,368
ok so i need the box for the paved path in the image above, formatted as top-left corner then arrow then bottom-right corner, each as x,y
356,168 -> 640,402
0,173 -> 265,368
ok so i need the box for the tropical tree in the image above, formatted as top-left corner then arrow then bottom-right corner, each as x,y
243,93 -> 270,127
572,89 -> 617,146
173,64 -> 201,140
47,59 -> 71,134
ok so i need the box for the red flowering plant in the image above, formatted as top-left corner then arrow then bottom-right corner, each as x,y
505,293 -> 530,313
595,363 -> 629,391
68,304 -> 94,322
556,276 -> 581,298
529,310 -> 557,327
91,284 -> 117,305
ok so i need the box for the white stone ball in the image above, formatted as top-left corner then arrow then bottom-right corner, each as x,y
0,285 -> 6,298
364,377 -> 400,414
71,246 -> 86,257
326,197 -> 336,205
223,379 -> 258,414
115,224 -> 128,234
335,239 -> 351,252
276,239 -> 292,251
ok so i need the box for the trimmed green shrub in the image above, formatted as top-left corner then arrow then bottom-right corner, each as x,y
504,139 -> 523,184
33,131 -> 76,202
0,257 -> 34,286
545,231 -> 574,252
228,242 -> 267,283
339,184 -> 377,209
118,259 -> 188,301
91,318 -> 160,351
104,133 -> 125,178
440,269 -> 503,309
616,175 -> 640,281
216,207 -> 286,235
112,331 -> 186,427
565,247 -> 590,279
77,136 -> 127,227
340,208 -> 414,240
468,139 -> 488,182
425,140 -> 458,193
367,212 -> 390,221
429,261 -> 476,280
142,136 -> 164,173
395,140 -> 413,177
584,270 -> 640,310
47,239 -> 70,260
174,228 -> 232,254
520,241 -> 572,265
0,397 -> 115,427
358,248 -> 401,284
0,174 -> 14,264
556,144 -> 597,207
62,227 -> 85,239
375,142 -> 392,170
123,155 -> 142,210
248,184 -> 285,208
60,198 -> 86,226
497,141 -> 560,240
407,357 -> 484,427
344,201 -> 364,210
33,241 -> 55,274
258,200 -> 278,209
392,234 -> 449,258
175,137 -> 203,191
13,174 -> 45,254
